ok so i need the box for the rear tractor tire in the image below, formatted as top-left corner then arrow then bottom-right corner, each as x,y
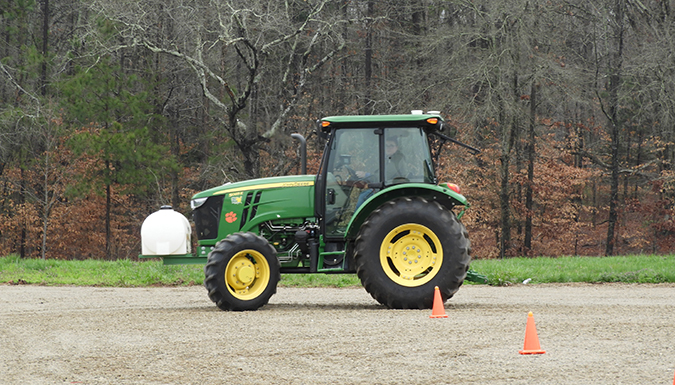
204,232 -> 280,311
354,197 -> 471,309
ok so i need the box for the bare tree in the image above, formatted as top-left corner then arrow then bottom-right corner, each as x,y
87,0 -> 345,179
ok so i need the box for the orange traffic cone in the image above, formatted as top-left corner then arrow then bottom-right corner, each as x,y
429,286 -> 448,318
519,312 -> 546,355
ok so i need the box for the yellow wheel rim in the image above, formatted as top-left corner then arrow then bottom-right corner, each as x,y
225,249 -> 271,300
379,224 -> 443,287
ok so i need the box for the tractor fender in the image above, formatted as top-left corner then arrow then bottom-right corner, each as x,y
345,183 -> 469,240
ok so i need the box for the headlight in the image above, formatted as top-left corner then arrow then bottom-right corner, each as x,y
191,197 -> 208,210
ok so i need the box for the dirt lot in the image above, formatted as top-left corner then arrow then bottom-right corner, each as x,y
1,283 -> 674,385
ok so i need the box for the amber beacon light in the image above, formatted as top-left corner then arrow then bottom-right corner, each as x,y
445,183 -> 461,194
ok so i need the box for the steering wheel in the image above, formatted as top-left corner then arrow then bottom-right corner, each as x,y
343,166 -> 371,189
344,165 -> 359,180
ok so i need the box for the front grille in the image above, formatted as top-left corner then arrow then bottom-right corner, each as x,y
193,196 -> 224,240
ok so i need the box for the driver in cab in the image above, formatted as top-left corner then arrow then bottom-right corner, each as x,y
355,137 -> 406,207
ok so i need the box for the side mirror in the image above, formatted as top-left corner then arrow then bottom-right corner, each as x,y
440,122 -> 458,137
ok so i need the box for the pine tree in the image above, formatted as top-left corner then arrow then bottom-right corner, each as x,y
60,56 -> 177,259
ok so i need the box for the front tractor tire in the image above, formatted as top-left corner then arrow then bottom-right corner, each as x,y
204,232 -> 280,311
354,197 -> 471,309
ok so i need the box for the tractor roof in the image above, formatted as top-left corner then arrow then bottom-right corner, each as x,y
319,114 -> 444,131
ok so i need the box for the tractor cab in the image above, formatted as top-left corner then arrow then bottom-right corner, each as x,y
317,115 -> 440,238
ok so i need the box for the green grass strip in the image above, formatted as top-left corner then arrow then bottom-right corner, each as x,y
1,254 -> 674,287
0,255 -> 204,287
469,255 -> 675,286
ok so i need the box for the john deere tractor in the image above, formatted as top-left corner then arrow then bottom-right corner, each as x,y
140,113 -> 480,311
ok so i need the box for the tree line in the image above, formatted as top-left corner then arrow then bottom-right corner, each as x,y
0,0 -> 673,260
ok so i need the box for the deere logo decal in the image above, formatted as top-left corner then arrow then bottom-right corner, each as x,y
214,180 -> 314,195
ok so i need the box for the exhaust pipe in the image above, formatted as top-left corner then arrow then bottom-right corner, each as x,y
291,133 -> 307,174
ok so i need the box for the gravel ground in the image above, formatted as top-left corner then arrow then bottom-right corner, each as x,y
1,283 -> 675,385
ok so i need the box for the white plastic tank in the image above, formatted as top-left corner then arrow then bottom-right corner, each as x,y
141,206 -> 192,256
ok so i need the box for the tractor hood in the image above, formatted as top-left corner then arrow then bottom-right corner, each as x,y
190,175 -> 316,246
192,175 -> 316,200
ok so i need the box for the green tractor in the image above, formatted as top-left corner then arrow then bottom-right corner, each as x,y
140,113 -> 481,311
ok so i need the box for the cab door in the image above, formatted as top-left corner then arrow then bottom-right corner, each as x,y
322,128 -> 380,237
